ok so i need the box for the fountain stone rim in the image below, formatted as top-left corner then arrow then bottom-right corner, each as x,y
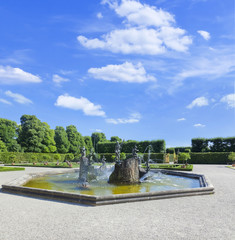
1,168 -> 214,206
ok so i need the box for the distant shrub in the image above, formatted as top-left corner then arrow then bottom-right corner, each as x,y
178,153 -> 190,164
228,152 -> 235,163
189,152 -> 230,164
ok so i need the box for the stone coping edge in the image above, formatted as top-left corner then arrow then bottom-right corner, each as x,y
1,169 -> 214,206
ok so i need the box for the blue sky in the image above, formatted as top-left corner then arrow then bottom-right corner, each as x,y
0,0 -> 234,147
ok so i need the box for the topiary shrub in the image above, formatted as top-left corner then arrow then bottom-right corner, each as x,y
178,153 -> 190,164
228,152 -> 235,165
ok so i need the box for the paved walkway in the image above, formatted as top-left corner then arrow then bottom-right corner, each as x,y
0,165 -> 234,240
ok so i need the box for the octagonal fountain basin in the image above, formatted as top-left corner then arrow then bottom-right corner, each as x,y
2,168 -> 214,206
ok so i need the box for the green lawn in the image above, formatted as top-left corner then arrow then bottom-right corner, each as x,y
4,162 -> 80,168
142,164 -> 193,171
226,165 -> 235,170
0,166 -> 25,172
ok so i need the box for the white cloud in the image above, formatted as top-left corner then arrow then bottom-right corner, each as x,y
78,0 -> 192,54
194,123 -> 205,127
114,0 -> 175,27
106,112 -> 141,124
177,57 -> 234,80
187,97 -> 209,109
90,129 -> 103,133
0,98 -> 12,105
170,47 -> 235,92
88,62 -> 156,83
52,74 -> 70,86
177,118 -> 186,121
55,94 -> 106,117
197,30 -> 210,40
95,129 -> 103,132
0,65 -> 42,84
97,12 -> 103,19
5,90 -> 33,104
221,93 -> 235,108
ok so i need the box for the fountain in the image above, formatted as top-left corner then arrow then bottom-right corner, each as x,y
2,142 -> 215,206
108,143 -> 145,184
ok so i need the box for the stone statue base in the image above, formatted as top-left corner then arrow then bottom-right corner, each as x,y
108,158 -> 145,184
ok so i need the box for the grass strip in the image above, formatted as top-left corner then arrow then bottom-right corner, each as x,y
142,164 -> 193,171
4,163 -> 79,168
0,166 -> 25,172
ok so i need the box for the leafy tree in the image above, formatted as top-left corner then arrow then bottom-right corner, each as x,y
65,153 -> 74,161
110,136 -> 122,142
54,126 -> 70,153
66,125 -> 85,154
228,152 -> 235,164
178,152 -> 190,164
91,132 -> 107,152
41,122 -> 57,153
83,136 -> 93,154
18,115 -> 45,152
0,139 -> 7,152
0,118 -> 21,152
18,115 -> 56,153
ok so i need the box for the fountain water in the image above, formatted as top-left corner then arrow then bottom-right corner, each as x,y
2,143 -> 215,206
143,144 -> 154,172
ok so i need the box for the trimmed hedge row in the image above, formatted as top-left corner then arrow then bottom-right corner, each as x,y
191,137 -> 235,152
98,153 -> 166,163
97,140 -> 165,153
189,152 -> 231,164
0,152 -> 67,164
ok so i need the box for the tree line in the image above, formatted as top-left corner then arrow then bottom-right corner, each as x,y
0,115 -> 165,155
0,115 -> 101,155
1,115 -> 234,155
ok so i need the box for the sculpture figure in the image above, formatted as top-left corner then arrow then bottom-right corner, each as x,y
115,141 -> 122,162
132,145 -> 139,159
81,146 -> 86,158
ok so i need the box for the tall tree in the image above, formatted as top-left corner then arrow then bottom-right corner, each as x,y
83,136 -> 93,154
54,126 -> 70,153
18,115 -> 45,152
66,125 -> 85,154
18,115 -> 56,153
110,136 -> 122,142
0,118 -> 21,152
0,139 -> 7,152
41,122 -> 57,153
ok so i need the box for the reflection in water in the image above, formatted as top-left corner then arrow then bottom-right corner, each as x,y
23,170 -> 200,196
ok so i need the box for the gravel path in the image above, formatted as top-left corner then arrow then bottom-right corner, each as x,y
0,165 -> 234,240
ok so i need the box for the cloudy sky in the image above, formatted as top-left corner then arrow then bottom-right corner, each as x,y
0,0 -> 234,147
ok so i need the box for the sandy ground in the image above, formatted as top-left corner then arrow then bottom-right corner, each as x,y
0,165 -> 234,240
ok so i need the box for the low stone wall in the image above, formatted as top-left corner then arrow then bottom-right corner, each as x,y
1,169 -> 214,206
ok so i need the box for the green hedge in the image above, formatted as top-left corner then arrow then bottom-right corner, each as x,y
0,152 -> 67,164
189,152 -> 231,164
175,147 -> 191,153
191,137 -> 235,152
98,153 -> 165,163
97,140 -> 165,154
98,153 -> 115,162
142,153 -> 165,161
